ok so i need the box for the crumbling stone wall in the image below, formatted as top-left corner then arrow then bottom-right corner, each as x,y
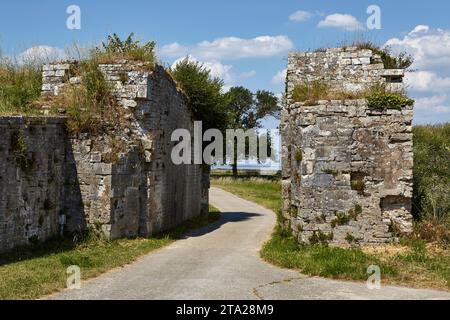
45,60 -> 209,239
0,117 -> 67,252
0,61 -> 209,252
282,47 -> 414,246
287,47 -> 405,94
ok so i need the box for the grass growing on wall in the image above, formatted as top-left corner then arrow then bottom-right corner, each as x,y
211,177 -> 450,291
0,33 -> 157,132
291,81 -> 414,110
0,206 -> 220,300
40,60 -> 127,135
91,33 -> 156,68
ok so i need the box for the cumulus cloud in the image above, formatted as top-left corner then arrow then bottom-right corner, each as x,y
160,35 -> 294,60
17,45 -> 65,64
387,25 -> 450,123
385,25 -> 450,72
289,11 -> 313,22
272,69 -> 287,84
406,71 -> 450,92
171,55 -> 234,85
318,14 -> 365,31
415,95 -> 450,115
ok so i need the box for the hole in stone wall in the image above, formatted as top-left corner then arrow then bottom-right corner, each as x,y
380,195 -> 411,212
383,76 -> 403,83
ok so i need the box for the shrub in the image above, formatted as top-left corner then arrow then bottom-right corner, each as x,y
42,61 -> 125,135
170,58 -> 227,132
413,124 -> 450,229
309,231 -> 333,245
91,33 -> 156,68
345,233 -> 357,244
365,90 -> 414,111
355,41 -> 414,70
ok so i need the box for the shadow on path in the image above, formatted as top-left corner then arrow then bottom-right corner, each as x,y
182,211 -> 262,238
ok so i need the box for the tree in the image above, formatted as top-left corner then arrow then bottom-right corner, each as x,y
223,87 -> 279,177
171,58 -> 228,133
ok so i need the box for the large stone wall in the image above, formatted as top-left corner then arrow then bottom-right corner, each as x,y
0,60 -> 209,252
46,60 -> 209,239
282,47 -> 414,246
0,117 -> 67,252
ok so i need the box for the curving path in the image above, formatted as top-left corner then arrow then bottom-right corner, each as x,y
48,187 -> 450,300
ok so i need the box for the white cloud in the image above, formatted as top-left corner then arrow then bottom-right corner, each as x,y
406,71 -> 450,92
318,14 -> 365,32
239,70 -> 256,78
272,69 -> 287,84
385,25 -> 450,72
160,35 -> 294,60
157,42 -> 187,58
289,11 -> 313,22
415,95 -> 450,114
17,45 -> 65,64
171,55 -> 234,84
390,26 -> 450,123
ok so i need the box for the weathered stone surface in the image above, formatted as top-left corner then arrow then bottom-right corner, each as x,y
282,48 -> 414,247
0,61 -> 209,253
0,117 -> 67,252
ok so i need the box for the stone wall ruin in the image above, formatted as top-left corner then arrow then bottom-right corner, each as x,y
281,47 -> 414,246
0,60 -> 209,253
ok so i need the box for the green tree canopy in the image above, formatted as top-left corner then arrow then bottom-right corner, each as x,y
224,86 -> 279,129
170,58 -> 228,132
223,86 -> 279,176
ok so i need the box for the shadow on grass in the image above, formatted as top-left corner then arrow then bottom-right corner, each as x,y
0,208 -> 263,266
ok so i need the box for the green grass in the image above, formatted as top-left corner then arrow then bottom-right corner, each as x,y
0,60 -> 42,115
211,177 -> 282,218
212,177 -> 449,291
413,124 -> 450,231
0,206 -> 220,300
261,230 -> 397,280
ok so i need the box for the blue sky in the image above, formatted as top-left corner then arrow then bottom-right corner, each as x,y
1,0 -> 450,126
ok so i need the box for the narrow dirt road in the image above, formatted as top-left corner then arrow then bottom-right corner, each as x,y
49,188 -> 450,300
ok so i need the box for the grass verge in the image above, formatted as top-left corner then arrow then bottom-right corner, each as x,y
0,206 -> 220,300
212,177 -> 449,291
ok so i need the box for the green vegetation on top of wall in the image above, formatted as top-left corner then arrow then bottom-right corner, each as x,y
91,33 -> 156,69
291,80 -> 414,110
365,90 -> 415,111
354,41 -> 414,70
0,33 -> 156,133
170,58 -> 228,133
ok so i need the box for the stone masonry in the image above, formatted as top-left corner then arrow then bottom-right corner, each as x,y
0,117 -> 67,252
282,47 -> 414,246
0,60 -> 209,252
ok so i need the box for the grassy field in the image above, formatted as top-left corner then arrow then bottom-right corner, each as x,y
0,206 -> 220,300
212,177 -> 449,291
